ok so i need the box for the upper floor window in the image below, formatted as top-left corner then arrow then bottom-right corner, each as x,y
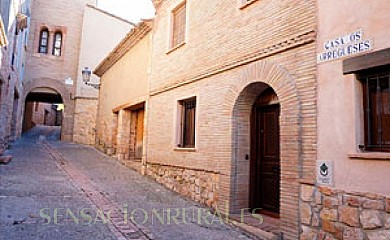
52,31 -> 62,56
171,2 -> 186,49
359,66 -> 390,152
38,28 -> 49,53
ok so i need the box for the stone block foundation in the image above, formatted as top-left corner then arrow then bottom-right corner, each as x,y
146,163 -> 220,209
300,184 -> 390,240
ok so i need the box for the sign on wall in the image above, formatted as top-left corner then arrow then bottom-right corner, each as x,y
318,29 -> 372,63
316,160 -> 334,186
65,77 -> 73,85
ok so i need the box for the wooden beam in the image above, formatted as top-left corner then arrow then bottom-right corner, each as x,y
343,48 -> 390,74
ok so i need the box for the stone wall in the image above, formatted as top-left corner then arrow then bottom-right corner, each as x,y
300,184 -> 390,240
146,163 -> 220,209
0,0 -> 29,151
73,97 -> 98,145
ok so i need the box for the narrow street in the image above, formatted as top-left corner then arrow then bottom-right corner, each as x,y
0,126 -> 252,240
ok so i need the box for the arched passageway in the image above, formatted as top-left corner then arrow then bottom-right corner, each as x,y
23,88 -> 64,140
22,78 -> 75,141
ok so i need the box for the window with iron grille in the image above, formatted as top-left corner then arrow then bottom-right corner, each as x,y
359,66 -> 390,152
171,2 -> 186,49
38,28 -> 49,53
52,31 -> 62,56
178,97 -> 196,148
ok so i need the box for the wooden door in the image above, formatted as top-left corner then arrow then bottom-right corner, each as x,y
250,104 -> 280,214
135,109 -> 144,159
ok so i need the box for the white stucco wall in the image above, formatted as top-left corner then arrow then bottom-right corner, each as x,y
76,5 -> 133,98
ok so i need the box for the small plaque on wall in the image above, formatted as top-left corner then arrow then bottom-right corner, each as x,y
65,77 -> 73,85
316,160 -> 334,186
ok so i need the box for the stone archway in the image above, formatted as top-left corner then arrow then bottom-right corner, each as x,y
224,60 -> 302,239
23,78 -> 74,141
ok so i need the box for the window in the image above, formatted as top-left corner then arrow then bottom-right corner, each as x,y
38,28 -> 49,53
171,2 -> 186,49
178,97 -> 196,148
35,102 -> 39,112
359,66 -> 390,152
52,31 -> 62,56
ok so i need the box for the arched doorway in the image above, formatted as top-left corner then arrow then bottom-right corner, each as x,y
226,61 -> 303,238
23,88 -> 64,140
250,87 -> 280,215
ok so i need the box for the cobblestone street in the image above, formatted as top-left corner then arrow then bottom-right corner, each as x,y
0,126 -> 252,240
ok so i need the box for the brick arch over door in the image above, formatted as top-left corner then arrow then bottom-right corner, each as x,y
223,60 -> 302,239
23,78 -> 74,141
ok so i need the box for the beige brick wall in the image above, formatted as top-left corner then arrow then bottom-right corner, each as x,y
25,0 -> 94,84
95,1 -> 317,238
96,32 -> 151,155
150,0 -> 316,92
146,1 -> 317,239
23,0 -> 94,141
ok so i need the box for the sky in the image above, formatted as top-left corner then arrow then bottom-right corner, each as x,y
97,0 -> 155,24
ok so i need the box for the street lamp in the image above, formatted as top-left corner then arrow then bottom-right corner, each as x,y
82,67 -> 100,89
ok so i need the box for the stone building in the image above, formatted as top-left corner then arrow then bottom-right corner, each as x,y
22,0 -> 133,143
95,0 -> 317,239
0,0 -> 31,158
94,21 -> 152,173
299,1 -> 390,239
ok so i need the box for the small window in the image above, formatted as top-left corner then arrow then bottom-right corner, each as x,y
178,97 -> 196,148
171,2 -> 186,49
35,102 -> 39,112
52,31 -> 62,56
359,66 -> 390,152
38,28 -> 49,53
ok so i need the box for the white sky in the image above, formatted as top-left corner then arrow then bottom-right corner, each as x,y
97,0 -> 155,23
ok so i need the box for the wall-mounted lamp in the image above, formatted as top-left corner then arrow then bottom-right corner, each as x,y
82,67 -> 100,89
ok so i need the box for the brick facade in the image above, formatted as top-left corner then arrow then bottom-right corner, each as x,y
95,0 -> 317,239
145,1 -> 317,239
22,0 -> 95,141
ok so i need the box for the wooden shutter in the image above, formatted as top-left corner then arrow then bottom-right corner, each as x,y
135,109 -> 144,159
172,3 -> 186,47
